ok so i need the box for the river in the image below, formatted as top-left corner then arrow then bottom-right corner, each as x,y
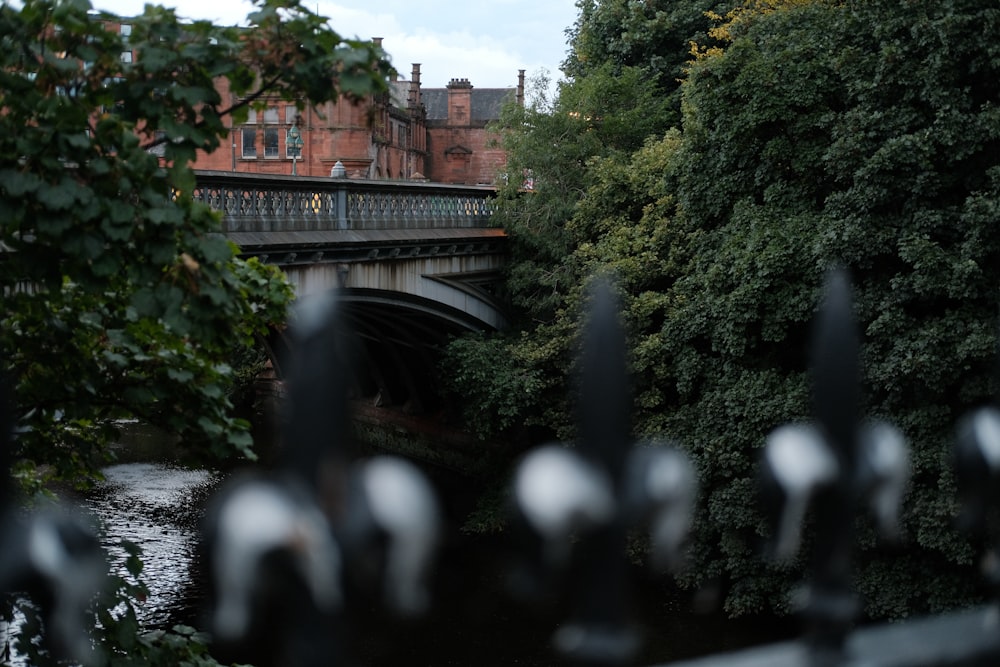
82,462 -> 219,629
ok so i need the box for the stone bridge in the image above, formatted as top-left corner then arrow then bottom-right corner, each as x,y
193,170 -> 508,418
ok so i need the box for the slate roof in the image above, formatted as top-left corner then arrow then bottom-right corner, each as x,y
420,87 -> 515,122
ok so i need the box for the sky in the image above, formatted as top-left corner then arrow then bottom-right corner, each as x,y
94,0 -> 579,92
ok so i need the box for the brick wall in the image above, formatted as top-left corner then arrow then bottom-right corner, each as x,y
425,125 -> 505,186
421,78 -> 508,185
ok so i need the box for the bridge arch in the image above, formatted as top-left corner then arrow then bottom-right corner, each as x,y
268,285 -> 504,420
281,253 -> 509,333
338,289 -> 486,416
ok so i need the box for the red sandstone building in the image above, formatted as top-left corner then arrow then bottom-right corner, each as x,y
112,19 -> 522,184
188,36 -> 524,185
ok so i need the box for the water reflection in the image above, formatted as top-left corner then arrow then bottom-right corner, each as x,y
84,463 -> 219,627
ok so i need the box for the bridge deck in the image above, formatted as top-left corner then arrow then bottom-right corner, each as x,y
227,227 -> 506,266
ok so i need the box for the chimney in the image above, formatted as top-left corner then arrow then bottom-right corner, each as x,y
517,69 -> 525,107
408,63 -> 422,108
446,77 -> 473,124
372,37 -> 383,48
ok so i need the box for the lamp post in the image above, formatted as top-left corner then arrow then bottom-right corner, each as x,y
286,123 -> 303,176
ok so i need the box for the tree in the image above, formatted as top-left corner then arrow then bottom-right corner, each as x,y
489,65 -> 675,328
468,1 -> 740,438
564,0 -> 732,126
0,0 -> 392,492
457,0 -> 724,445
450,0 -> 1000,620
668,0 -> 1000,616
1,0 -> 390,662
444,64 -> 680,443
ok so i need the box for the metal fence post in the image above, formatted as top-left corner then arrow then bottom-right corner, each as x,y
512,276 -> 696,666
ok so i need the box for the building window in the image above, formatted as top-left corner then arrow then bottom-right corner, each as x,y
285,106 -> 298,124
263,107 -> 279,124
246,108 -> 257,124
241,128 -> 256,158
264,128 -> 279,157
120,51 -> 133,63
120,24 -> 131,42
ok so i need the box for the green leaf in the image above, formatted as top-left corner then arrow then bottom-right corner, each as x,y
171,624 -> 197,637
106,199 -> 136,224
62,230 -> 106,259
166,368 -> 194,382
0,169 -> 41,196
199,235 -> 233,263
122,540 -> 145,577
36,212 -> 73,235
147,206 -> 184,226
196,416 -> 224,436
131,287 -> 158,315
37,180 -> 77,210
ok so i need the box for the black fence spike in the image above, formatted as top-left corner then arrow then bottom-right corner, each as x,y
281,291 -> 357,497
578,276 -> 631,483
553,277 -> 640,666
0,365 -> 11,506
811,266 -> 860,461
953,307 -> 1000,596
0,362 -> 109,665
802,266 -> 863,655
200,291 -> 358,666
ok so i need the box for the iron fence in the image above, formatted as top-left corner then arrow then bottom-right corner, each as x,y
3,268 -> 1000,666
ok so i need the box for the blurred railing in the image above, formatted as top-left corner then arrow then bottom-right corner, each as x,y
4,268 -> 1000,666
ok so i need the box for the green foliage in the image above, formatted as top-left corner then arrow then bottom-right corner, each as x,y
0,0 -> 390,490
565,0 -> 732,125
450,0 -> 1000,619
671,0 -> 1000,615
442,327 -> 574,443
442,333 -> 546,440
489,65 -> 676,327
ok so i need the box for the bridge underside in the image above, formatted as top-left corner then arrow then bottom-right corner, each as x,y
273,251 -> 508,417
338,293 -> 469,416
267,289 -> 492,419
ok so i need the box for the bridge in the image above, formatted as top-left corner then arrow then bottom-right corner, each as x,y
193,170 -> 508,417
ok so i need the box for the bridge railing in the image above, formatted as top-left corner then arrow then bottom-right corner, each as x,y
192,170 -> 496,233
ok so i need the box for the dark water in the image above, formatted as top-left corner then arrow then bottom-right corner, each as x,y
346,532 -> 793,667
346,466 -> 794,667
83,462 -> 219,628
